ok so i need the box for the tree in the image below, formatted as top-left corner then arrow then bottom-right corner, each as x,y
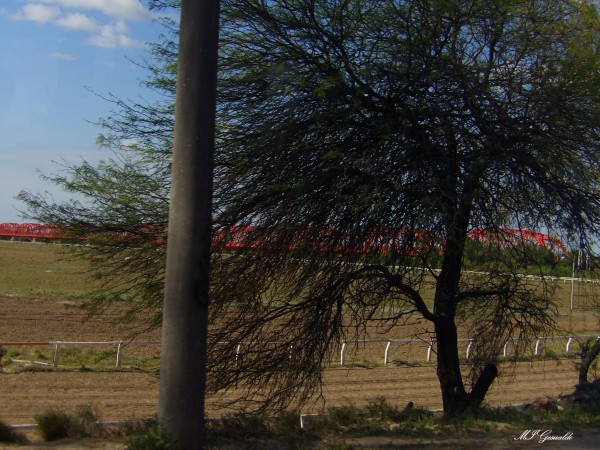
212,0 -> 600,415
19,0 -> 600,416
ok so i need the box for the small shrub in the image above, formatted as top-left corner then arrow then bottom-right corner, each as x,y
125,420 -> 173,450
0,420 -> 28,444
35,407 -> 100,441
73,406 -> 101,437
327,404 -> 363,428
272,410 -> 301,435
213,413 -> 271,440
6,348 -> 21,358
35,410 -> 73,441
398,406 -> 435,426
364,397 -> 404,422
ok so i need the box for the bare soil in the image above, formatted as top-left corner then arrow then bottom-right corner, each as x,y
0,294 -> 581,426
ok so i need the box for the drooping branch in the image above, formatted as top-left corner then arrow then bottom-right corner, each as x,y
346,264 -> 437,323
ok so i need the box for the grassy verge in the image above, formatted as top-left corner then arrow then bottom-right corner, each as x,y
120,397 -> 600,449
2,396 -> 598,448
0,345 -> 160,372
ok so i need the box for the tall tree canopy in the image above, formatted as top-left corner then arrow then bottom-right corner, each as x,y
19,0 -> 600,415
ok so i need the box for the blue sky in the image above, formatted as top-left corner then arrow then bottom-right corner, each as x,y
0,0 -> 169,223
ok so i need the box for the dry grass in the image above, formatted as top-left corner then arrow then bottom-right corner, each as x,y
0,241 -> 98,299
1,240 -> 598,332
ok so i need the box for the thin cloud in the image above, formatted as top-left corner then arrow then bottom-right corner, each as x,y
50,52 -> 76,61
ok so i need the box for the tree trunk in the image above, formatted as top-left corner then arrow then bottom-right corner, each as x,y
435,319 -> 498,414
469,363 -> 498,408
579,337 -> 600,385
432,180 -> 479,416
158,1 -> 220,449
435,318 -> 469,415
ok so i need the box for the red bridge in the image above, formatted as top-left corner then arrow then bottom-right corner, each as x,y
0,223 -> 566,254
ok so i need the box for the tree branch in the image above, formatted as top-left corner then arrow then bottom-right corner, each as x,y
350,264 -> 437,323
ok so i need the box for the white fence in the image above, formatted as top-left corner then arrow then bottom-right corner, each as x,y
3,335 -> 599,368
338,335 -> 600,366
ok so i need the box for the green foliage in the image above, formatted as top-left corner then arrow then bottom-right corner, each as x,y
130,400 -> 599,448
1,343 -> 159,373
0,420 -> 28,444
469,400 -> 600,430
35,407 -> 100,441
208,413 -> 272,440
364,397 -> 412,422
327,398 -> 435,431
327,404 -> 363,428
271,411 -> 302,436
35,411 -> 72,441
125,420 -> 173,450
462,240 -> 572,277
205,411 -> 314,449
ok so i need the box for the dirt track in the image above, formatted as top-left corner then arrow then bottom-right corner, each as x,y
0,360 -> 578,425
0,295 -> 582,426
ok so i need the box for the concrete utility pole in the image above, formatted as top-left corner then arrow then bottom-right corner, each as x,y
158,1 -> 220,448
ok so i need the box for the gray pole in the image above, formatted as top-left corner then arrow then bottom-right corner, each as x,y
158,1 -> 220,448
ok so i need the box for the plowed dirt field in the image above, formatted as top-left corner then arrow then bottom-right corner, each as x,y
0,295 -> 581,425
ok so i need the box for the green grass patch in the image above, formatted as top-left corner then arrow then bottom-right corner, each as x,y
2,399 -> 596,449
203,397 -> 599,448
0,241 -> 98,298
125,420 -> 174,450
1,345 -> 160,372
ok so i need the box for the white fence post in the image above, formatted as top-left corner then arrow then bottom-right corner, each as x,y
52,342 -> 61,367
340,342 -> 347,366
235,344 -> 242,363
384,341 -> 392,365
427,338 -> 435,363
466,339 -> 474,360
115,342 -> 123,368
565,337 -> 573,354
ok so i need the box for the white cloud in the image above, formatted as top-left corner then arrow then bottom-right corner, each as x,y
39,0 -> 153,21
50,51 -> 76,60
88,21 -> 141,49
11,3 -> 60,24
55,12 -> 99,32
8,0 -> 152,50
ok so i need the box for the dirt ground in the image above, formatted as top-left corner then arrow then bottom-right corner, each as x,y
0,295 -> 582,426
